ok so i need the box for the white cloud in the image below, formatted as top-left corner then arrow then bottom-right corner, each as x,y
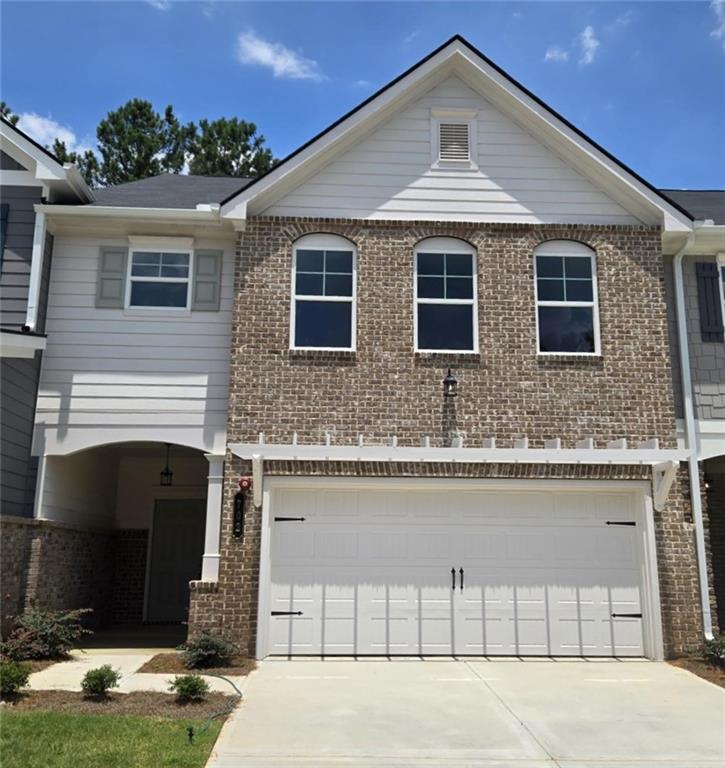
711,0 -> 725,50
17,113 -> 93,155
544,46 -> 569,63
578,25 -> 600,65
147,0 -> 171,10
351,79 -> 373,89
402,30 -> 419,46
236,31 -> 325,82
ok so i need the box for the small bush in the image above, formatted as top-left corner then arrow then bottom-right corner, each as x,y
703,635 -> 725,668
0,661 -> 30,697
169,674 -> 210,702
0,606 -> 92,661
81,665 -> 121,697
182,631 -> 237,669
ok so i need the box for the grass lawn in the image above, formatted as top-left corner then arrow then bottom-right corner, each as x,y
0,710 -> 222,768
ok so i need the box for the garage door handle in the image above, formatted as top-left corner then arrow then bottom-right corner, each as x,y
451,568 -> 456,590
611,613 -> 642,619
271,611 -> 303,616
459,568 -> 464,591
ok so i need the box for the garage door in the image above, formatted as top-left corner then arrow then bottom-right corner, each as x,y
266,485 -> 646,657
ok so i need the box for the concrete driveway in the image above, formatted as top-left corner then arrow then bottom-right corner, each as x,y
207,658 -> 725,768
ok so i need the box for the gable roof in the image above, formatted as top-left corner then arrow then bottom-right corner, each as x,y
90,173 -> 251,209
0,116 -> 93,202
659,190 -> 725,225
221,35 -> 693,232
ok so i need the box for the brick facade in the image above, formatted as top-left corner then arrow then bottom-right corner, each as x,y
706,468 -> 725,630
110,529 -> 149,625
185,217 -> 711,658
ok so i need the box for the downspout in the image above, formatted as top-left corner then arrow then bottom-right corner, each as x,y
24,209 -> 46,331
672,229 -> 714,640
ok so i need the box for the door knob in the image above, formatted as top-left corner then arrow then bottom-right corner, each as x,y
459,568 -> 464,591
451,568 -> 456,590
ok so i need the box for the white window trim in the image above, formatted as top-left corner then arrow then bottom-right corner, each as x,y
413,237 -> 479,354
430,108 -> 478,171
290,234 -> 357,352
533,241 -> 601,357
125,247 -> 194,312
717,253 -> 725,326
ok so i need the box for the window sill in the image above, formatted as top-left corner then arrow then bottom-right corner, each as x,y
288,348 -> 357,358
123,307 -> 192,318
537,353 -> 602,363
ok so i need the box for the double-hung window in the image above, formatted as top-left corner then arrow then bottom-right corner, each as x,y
414,238 -> 477,352
534,241 -> 600,354
291,234 -> 356,350
127,249 -> 192,309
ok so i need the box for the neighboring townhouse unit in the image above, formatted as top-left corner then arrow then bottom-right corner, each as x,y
2,37 -> 722,657
0,119 -> 91,517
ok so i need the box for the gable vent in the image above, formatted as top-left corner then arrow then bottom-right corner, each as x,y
439,122 -> 470,161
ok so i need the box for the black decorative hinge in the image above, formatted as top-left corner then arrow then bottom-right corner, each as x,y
274,516 -> 306,522
606,521 -> 636,526
271,611 -> 303,616
611,613 -> 643,619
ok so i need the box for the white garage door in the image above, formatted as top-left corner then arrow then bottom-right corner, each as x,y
266,484 -> 646,657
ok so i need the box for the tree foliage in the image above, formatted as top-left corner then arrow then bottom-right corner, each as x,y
0,102 -> 19,125
187,117 -> 275,178
52,139 -> 101,186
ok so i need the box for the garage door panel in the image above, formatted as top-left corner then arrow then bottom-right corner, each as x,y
267,486 -> 646,657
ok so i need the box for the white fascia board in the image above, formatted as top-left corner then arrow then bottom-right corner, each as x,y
222,38 -> 692,232
36,204 -> 221,224
676,418 -> 725,461
229,441 -> 689,466
0,331 -> 46,358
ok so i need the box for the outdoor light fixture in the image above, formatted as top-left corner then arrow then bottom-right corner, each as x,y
443,368 -> 458,397
159,443 -> 173,486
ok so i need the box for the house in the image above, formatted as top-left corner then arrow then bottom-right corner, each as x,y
1,36 -> 722,657
0,120 -> 91,522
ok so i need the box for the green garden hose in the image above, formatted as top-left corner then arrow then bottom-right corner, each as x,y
185,673 -> 243,744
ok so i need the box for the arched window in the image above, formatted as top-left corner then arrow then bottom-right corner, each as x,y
414,237 -> 478,352
291,234 -> 356,350
534,241 -> 600,354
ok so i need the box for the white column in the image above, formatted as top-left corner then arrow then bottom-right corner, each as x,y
201,454 -> 224,582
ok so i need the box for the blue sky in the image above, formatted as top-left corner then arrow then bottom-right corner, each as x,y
2,1 -> 724,189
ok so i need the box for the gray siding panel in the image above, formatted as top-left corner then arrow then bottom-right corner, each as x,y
1,356 -> 41,517
0,151 -> 26,171
666,254 -> 725,421
0,185 -> 42,329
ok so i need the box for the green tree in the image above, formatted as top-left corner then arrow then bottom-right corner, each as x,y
52,139 -> 101,187
0,102 -> 19,125
187,117 -> 275,178
93,99 -> 191,186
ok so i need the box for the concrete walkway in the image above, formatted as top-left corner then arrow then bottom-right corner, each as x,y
28,649 -> 245,694
206,658 -> 725,768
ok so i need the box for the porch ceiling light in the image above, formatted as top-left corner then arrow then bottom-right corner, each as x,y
443,368 -> 458,398
160,443 -> 174,486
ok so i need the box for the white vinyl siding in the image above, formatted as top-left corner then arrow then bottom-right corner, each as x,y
262,76 -> 640,225
35,235 -> 235,454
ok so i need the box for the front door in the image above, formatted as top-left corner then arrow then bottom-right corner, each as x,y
146,499 -> 206,622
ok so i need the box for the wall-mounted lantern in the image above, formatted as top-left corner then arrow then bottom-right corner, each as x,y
234,476 -> 253,538
159,443 -> 174,486
443,368 -> 458,398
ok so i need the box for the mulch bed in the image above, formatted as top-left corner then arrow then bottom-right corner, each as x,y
669,658 -> 725,688
24,658 -> 62,673
137,653 -> 256,677
0,689 -> 238,719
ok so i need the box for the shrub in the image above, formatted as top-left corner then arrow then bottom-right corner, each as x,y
0,606 -> 92,661
0,661 -> 30,697
169,674 -> 210,702
81,665 -> 121,697
703,635 -> 725,668
182,631 -> 237,669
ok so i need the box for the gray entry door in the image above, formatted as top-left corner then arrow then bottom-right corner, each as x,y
147,499 -> 206,622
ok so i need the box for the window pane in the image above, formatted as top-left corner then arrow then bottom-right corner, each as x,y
296,273 -> 323,295
418,304 -> 474,350
417,252 -> 444,275
295,300 -> 352,348
564,256 -> 592,279
536,255 -> 563,278
160,265 -> 189,278
565,279 -> 593,302
537,279 -> 565,301
325,250 -> 353,274
538,306 -> 595,353
297,249 -> 324,272
162,253 -> 189,267
131,264 -> 160,277
417,276 -> 445,298
446,253 -> 473,276
132,252 -> 161,266
446,276 -> 473,299
325,273 -> 353,297
130,281 -> 188,308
